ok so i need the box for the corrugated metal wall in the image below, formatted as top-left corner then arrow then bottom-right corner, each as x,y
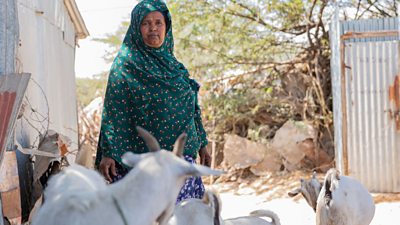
15,0 -> 78,153
1,0 -> 82,220
341,18 -> 399,42
0,1 -> 19,223
331,17 -> 400,192
345,41 -> 399,192
0,0 -> 19,75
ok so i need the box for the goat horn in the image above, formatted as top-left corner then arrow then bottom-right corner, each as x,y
312,171 -> 317,179
172,133 -> 187,157
136,126 -> 160,152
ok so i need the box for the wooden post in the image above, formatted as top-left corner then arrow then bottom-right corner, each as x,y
209,140 -> 216,185
209,119 -> 216,185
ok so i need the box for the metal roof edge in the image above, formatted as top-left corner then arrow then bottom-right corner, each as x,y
63,0 -> 90,41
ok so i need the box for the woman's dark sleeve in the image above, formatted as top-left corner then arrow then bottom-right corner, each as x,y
194,99 -> 208,148
190,79 -> 209,148
95,74 -> 136,166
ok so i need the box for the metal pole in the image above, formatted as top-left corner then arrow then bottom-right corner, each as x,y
0,195 -> 4,225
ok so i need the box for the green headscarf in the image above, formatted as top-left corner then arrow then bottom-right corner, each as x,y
96,0 -> 208,167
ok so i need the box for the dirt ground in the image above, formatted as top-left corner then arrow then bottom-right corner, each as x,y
205,170 -> 400,225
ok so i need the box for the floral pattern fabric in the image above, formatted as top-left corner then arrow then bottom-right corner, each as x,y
95,0 -> 208,168
111,155 -> 205,203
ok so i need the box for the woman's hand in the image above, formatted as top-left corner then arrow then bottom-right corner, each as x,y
199,146 -> 211,167
99,157 -> 117,182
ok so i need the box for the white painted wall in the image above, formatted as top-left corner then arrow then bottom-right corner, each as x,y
15,0 -> 79,154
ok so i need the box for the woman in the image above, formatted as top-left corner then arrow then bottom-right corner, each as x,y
95,0 -> 211,203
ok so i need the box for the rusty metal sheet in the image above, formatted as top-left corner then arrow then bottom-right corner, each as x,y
388,75 -> 400,130
344,41 -> 400,192
0,151 -> 21,224
0,92 -> 16,163
340,17 -> 399,42
331,17 -> 400,192
0,151 -> 19,192
1,189 -> 21,224
0,74 -> 30,167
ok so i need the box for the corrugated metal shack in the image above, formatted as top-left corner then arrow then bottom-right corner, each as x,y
330,15 -> 399,192
0,0 -> 89,223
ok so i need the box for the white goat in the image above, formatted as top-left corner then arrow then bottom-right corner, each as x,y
169,189 -> 281,225
288,168 -> 375,225
32,127 -> 223,225
224,209 -> 281,225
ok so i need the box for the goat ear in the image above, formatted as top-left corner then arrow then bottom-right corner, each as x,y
173,133 -> 187,157
288,188 -> 301,197
326,168 -> 340,181
324,168 -> 340,193
210,190 -> 222,224
136,126 -> 160,152
121,152 -> 143,167
184,164 -> 224,177
335,170 -> 340,180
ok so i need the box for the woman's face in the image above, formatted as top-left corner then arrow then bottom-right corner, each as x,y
140,11 -> 166,48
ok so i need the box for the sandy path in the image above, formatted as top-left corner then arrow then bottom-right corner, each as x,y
206,170 -> 400,225
216,191 -> 400,225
